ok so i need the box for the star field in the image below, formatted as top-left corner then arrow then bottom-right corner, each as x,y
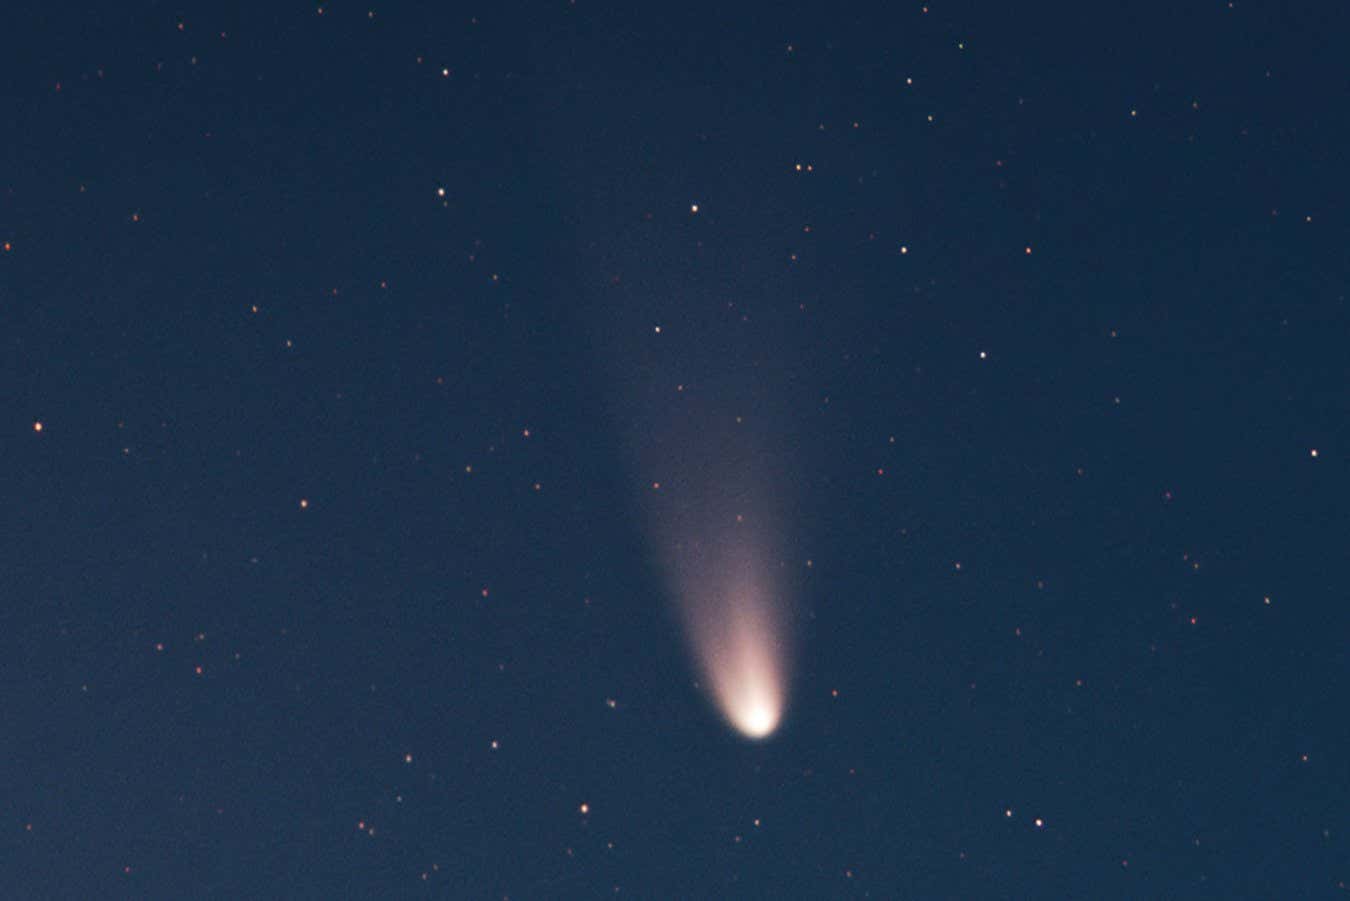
4,2 -> 1347,897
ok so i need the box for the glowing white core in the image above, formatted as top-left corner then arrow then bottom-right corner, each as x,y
731,696 -> 781,740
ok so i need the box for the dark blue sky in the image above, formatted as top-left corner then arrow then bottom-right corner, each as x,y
4,2 -> 1347,897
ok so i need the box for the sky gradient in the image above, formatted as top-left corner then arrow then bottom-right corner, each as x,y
4,3 -> 1348,897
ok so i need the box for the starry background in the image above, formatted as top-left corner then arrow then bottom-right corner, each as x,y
4,2 -> 1348,898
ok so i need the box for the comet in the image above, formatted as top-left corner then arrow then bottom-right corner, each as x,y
699,596 -> 785,739
624,391 -> 798,741
666,523 -> 792,741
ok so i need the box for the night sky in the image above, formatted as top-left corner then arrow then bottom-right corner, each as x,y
5,3 -> 1348,898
